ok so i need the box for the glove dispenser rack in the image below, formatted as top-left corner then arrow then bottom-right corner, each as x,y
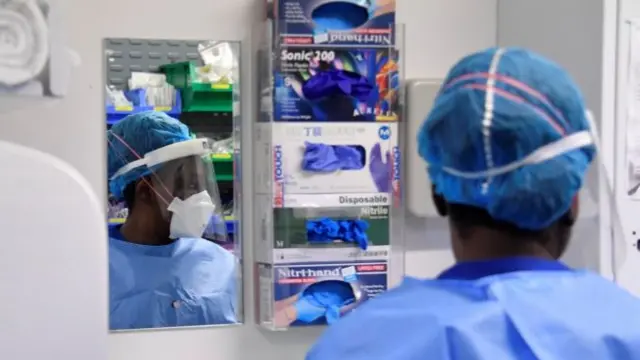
252,5 -> 406,330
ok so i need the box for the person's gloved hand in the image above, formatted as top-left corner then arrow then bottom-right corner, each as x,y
369,142 -> 391,192
294,280 -> 356,324
324,305 -> 342,325
294,295 -> 330,323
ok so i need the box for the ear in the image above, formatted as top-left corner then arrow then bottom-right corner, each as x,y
431,184 -> 448,217
134,178 -> 154,205
561,194 -> 579,226
569,194 -> 579,223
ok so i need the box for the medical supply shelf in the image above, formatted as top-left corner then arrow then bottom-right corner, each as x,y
181,84 -> 232,112
106,89 -> 182,125
105,38 -> 207,89
160,61 -> 234,113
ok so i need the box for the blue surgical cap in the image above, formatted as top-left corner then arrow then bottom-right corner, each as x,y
107,111 -> 191,200
418,48 -> 595,230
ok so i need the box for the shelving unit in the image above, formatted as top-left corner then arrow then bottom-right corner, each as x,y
106,89 -> 182,125
160,61 -> 234,113
105,38 -> 238,240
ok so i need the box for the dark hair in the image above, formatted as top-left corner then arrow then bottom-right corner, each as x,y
432,185 -> 573,243
448,203 -> 550,240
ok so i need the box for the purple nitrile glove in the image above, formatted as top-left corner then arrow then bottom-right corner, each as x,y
369,143 -> 391,192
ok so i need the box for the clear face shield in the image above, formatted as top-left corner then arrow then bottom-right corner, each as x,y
585,111 -> 627,281
108,137 -> 228,241
434,110 -> 627,280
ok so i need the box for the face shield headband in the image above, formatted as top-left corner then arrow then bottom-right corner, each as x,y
107,134 -> 226,240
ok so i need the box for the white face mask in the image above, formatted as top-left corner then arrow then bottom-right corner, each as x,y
167,190 -> 216,239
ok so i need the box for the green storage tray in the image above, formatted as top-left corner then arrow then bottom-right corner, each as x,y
211,153 -> 233,181
160,61 -> 233,113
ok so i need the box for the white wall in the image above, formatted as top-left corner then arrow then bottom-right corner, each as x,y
398,0 -> 497,278
614,0 -> 640,293
496,0 -> 617,274
0,0 -> 497,359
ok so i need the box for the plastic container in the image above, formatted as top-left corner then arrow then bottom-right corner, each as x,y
160,61 -> 233,113
106,89 -> 181,125
211,153 -> 234,181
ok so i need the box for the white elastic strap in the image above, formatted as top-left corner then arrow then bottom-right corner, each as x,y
442,131 -> 593,179
110,138 -> 211,180
480,48 -> 506,193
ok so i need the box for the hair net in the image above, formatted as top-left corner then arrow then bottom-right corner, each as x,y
418,48 -> 595,230
107,111 -> 191,200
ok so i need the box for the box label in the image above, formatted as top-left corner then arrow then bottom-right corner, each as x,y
274,0 -> 396,47
274,48 -> 399,122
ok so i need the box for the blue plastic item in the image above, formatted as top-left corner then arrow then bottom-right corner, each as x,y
306,218 -> 369,250
106,89 -> 182,125
302,142 -> 364,172
294,280 -> 356,324
302,69 -> 377,121
311,1 -> 372,31
225,220 -> 237,234
368,143 -> 391,192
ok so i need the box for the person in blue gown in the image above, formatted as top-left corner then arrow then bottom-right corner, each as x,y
306,48 -> 640,359
107,111 -> 237,330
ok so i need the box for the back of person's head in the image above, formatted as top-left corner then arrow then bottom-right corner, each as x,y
107,111 -> 190,209
418,48 -> 595,259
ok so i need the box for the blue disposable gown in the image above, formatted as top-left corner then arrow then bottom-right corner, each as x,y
109,226 -> 237,330
306,257 -> 640,360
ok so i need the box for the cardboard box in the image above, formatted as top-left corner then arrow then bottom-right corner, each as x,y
256,261 -> 388,329
266,0 -> 396,47
254,193 -> 392,263
273,48 -> 399,122
255,122 -> 401,199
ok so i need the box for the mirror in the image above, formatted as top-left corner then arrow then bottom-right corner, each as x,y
104,38 -> 242,330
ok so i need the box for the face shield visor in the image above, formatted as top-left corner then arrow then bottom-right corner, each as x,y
109,137 -> 227,240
